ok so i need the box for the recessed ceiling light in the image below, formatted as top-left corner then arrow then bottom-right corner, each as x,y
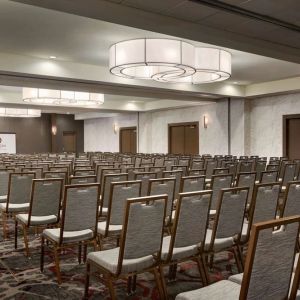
49,56 -> 57,59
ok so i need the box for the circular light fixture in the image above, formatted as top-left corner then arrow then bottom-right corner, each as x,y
0,107 -> 41,118
109,40 -> 232,84
109,38 -> 196,81
22,88 -> 104,106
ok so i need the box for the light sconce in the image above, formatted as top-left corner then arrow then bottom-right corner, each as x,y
51,125 -> 57,136
203,115 -> 208,129
113,123 -> 119,134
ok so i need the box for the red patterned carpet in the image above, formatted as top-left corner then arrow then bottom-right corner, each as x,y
0,219 -> 238,299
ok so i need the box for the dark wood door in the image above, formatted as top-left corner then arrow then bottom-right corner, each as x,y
120,127 -> 137,153
285,117 -> 300,159
169,122 -> 199,155
63,131 -> 76,152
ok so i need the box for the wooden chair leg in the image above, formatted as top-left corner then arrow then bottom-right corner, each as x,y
153,267 -> 165,300
209,253 -> 214,269
2,211 -> 8,239
233,247 -> 243,273
107,275 -> 116,300
201,254 -> 210,284
14,219 -> 18,249
237,245 -> 245,270
127,276 -> 132,295
195,257 -> 208,286
53,247 -> 62,285
159,265 -> 168,300
40,235 -> 45,272
22,224 -> 30,257
78,243 -> 82,264
83,243 -> 88,263
84,262 -> 91,299
132,274 -> 137,292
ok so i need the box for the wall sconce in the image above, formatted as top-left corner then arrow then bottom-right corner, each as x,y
113,123 -> 119,134
203,115 -> 208,129
51,125 -> 57,136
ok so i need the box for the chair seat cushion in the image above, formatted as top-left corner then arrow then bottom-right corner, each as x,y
161,235 -> 198,261
16,214 -> 58,225
0,202 -> 29,212
0,195 -> 7,203
43,228 -> 93,243
87,247 -> 154,274
97,221 -> 122,236
228,273 -> 243,285
205,229 -> 234,252
175,280 -> 241,300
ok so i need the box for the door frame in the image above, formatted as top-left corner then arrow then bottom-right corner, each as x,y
119,126 -> 137,153
283,114 -> 300,158
168,121 -> 199,154
62,131 -> 77,153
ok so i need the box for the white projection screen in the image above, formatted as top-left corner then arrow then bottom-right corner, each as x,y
0,133 -> 16,154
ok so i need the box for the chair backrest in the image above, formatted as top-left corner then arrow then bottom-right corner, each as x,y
171,165 -> 188,176
0,169 -> 14,196
70,175 -> 97,185
44,170 -> 68,184
96,164 -> 114,182
210,174 -> 233,210
60,183 -> 100,244
149,178 -> 176,221
163,170 -> 183,200
279,160 -> 291,179
250,183 -> 281,226
238,161 -> 254,173
260,170 -> 278,183
236,172 -> 256,204
189,168 -> 206,176
191,160 -> 204,170
117,195 -> 167,274
7,172 -> 35,207
266,163 -> 279,172
282,181 -> 300,218
240,216 -> 300,300
149,166 -> 166,179
164,160 -> 174,171
208,187 -> 248,250
168,191 -> 212,260
100,168 -> 121,188
107,180 -> 142,227
74,169 -> 95,176
134,172 -> 157,196
205,159 -> 218,179
255,160 -> 266,180
212,168 -> 229,176
126,167 -> 145,180
21,167 -> 43,178
101,173 -> 128,207
28,178 -> 63,225
180,175 -> 205,193
223,161 -> 238,177
282,163 -> 296,186
154,157 -> 165,167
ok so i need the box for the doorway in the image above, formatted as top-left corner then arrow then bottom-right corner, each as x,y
119,127 -> 137,153
168,122 -> 199,155
63,131 -> 76,152
283,115 -> 300,159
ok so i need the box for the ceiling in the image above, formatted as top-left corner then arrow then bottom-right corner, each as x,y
0,0 -> 298,118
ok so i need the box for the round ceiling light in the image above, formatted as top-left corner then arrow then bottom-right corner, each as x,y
109,38 -> 196,81
109,39 -> 231,84
22,88 -> 104,106
0,107 -> 41,118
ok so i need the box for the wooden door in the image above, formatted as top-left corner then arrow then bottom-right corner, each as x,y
120,127 -> 137,153
63,131 -> 76,152
284,115 -> 300,159
169,122 -> 199,155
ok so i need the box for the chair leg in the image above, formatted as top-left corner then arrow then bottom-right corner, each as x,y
107,275 -> 116,300
83,243 -> 88,263
84,262 -> 90,299
78,243 -> 82,264
159,265 -> 168,300
40,235 -> 45,272
2,211 -> 8,239
153,267 -> 165,300
233,246 -> 243,273
22,224 -> 30,257
53,247 -> 62,285
201,254 -> 210,284
237,245 -> 245,271
132,274 -> 137,293
127,276 -> 132,295
209,253 -> 214,269
195,256 -> 208,286
14,219 -> 18,249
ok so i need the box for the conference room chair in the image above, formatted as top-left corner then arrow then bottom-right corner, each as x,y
140,162 -> 154,172
97,180 -> 141,248
154,157 -> 165,167
160,191 -> 212,297
43,170 -> 68,185
205,187 -> 249,275
280,163 -> 297,192
223,161 -> 238,178
149,166 -> 166,179
163,170 -> 183,202
125,167 -> 145,180
171,165 -> 188,176
190,159 -> 204,170
100,173 -> 128,216
254,160 -> 267,180
204,159 -> 218,181
134,171 -> 157,196
180,175 -> 205,193
14,178 -> 63,256
96,163 -> 114,182
188,168 -> 206,176
164,159 -> 175,171
176,216 -> 300,300
100,168 -> 121,189
21,167 -> 43,179
120,163 -> 135,173
237,160 -> 254,174
281,181 -> 300,218
212,167 -> 229,176
266,163 -> 280,172
0,168 -> 14,204
73,169 -> 95,176
84,194 -> 168,300
236,172 -> 256,207
69,175 -> 97,184
259,170 -> 278,183
41,183 -> 100,284
0,172 -> 36,239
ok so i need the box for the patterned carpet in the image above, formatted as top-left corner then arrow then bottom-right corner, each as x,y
0,218 -> 238,300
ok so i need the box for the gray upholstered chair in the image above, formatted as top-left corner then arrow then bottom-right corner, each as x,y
149,166 -> 166,179
281,181 -> 300,218
21,167 -> 43,179
180,175 -> 205,193
95,163 -> 113,182
84,194 -> 168,300
0,168 -> 14,204
171,165 -> 188,176
41,183 -> 100,284
176,216 -> 300,300
209,174 -> 233,215
260,170 -> 278,183
154,157 -> 165,167
254,160 -> 266,180
238,161 -> 254,173
100,173 -> 128,216
126,167 -> 145,180
15,178 -> 63,256
189,169 -> 206,176
0,172 -> 35,239
160,191 -> 212,297
149,178 -> 176,228
205,187 -> 249,275
97,180 -> 141,245
204,159 -> 218,180
212,167 -> 229,176
43,170 -> 68,185
134,172 -> 157,196
163,170 -> 183,202
190,160 -> 204,170
70,175 -> 97,184
281,163 -> 296,191
236,172 -> 256,206
73,169 -> 95,176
